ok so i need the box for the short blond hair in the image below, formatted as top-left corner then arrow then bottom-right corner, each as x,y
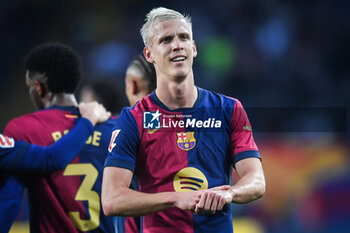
140,7 -> 192,46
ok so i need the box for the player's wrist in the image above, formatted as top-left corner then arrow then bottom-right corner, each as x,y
82,115 -> 98,126
79,117 -> 95,129
166,192 -> 180,208
227,188 -> 237,203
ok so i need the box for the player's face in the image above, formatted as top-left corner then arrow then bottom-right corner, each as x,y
145,19 -> 197,82
26,71 -> 45,109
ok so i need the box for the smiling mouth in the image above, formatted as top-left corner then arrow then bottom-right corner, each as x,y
171,56 -> 186,62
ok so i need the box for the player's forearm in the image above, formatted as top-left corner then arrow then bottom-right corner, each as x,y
229,172 -> 265,204
48,117 -> 93,170
102,167 -> 201,216
102,186 -> 177,217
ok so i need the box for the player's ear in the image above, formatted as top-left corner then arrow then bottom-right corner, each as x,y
35,81 -> 47,98
144,47 -> 154,63
131,79 -> 139,95
192,40 -> 197,58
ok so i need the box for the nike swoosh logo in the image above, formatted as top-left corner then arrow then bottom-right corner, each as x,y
148,128 -> 160,134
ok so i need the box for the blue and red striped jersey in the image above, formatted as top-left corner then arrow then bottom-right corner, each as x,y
1,118 -> 94,173
0,118 -> 95,232
0,135 -> 29,168
4,106 -> 115,233
106,87 -> 261,233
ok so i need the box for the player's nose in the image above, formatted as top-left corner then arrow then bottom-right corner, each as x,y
172,37 -> 183,51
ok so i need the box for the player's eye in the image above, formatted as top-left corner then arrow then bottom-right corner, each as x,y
180,34 -> 189,40
160,36 -> 172,43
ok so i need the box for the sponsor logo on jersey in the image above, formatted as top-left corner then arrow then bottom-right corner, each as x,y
177,132 -> 196,151
0,134 -> 15,148
143,110 -> 161,129
164,117 -> 221,128
173,167 -> 208,192
143,110 -> 222,129
108,129 -> 121,152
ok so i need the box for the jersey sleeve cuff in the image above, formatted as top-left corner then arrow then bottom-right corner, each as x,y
232,150 -> 261,167
104,157 -> 135,172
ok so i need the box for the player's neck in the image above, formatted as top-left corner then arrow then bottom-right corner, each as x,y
44,93 -> 78,108
156,75 -> 197,110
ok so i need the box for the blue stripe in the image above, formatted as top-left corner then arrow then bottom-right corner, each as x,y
105,157 -> 135,172
233,150 -> 261,166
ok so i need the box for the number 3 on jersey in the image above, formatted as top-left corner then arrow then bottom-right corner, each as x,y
63,163 -> 100,231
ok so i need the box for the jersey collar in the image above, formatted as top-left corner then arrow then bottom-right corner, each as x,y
149,86 -> 204,112
47,105 -> 79,115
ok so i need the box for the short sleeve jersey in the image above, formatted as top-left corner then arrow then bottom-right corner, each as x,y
4,106 -> 116,233
0,135 -> 29,232
105,88 -> 260,233
0,135 -> 29,167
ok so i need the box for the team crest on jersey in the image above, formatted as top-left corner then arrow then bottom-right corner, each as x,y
173,167 -> 208,192
0,134 -> 15,148
176,132 -> 196,151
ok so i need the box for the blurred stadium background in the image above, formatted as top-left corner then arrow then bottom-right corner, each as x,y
1,0 -> 349,232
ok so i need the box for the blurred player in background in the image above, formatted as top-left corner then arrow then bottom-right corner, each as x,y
80,81 -> 123,116
5,43 -> 115,233
125,53 -> 156,107
116,54 -> 156,233
102,7 -> 265,233
78,54 -> 156,233
0,102 -> 110,232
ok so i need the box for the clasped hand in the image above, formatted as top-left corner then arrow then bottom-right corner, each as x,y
194,185 -> 232,215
